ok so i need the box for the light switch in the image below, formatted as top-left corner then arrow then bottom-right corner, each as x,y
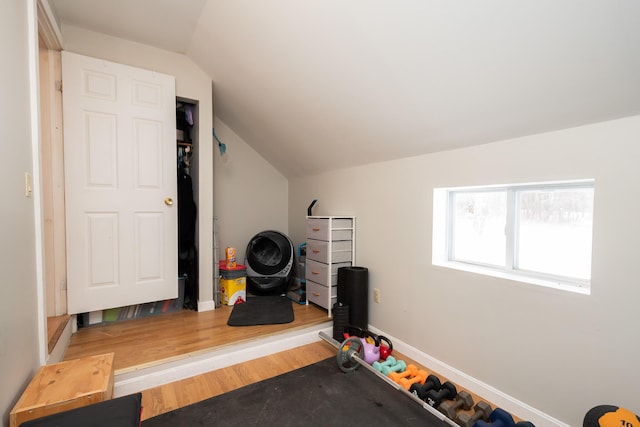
25,172 -> 32,197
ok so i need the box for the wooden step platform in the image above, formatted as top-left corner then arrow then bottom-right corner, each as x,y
10,353 -> 115,427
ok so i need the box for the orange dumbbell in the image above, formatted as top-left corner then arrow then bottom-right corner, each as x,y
388,364 -> 418,383
398,369 -> 428,390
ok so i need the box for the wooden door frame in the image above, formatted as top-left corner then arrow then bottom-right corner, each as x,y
39,33 -> 66,317
37,0 -> 68,361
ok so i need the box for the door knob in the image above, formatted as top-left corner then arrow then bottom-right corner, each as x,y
164,197 -> 173,206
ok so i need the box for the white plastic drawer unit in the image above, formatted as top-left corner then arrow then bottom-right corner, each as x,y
305,216 -> 355,317
306,239 -> 352,264
306,218 -> 353,241
307,280 -> 337,309
305,259 -> 350,287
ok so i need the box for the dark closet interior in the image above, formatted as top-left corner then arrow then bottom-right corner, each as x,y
177,99 -> 199,310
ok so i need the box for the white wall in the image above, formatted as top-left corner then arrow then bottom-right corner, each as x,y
0,0 -> 43,424
212,119 -> 288,264
60,25 -> 216,307
289,115 -> 640,426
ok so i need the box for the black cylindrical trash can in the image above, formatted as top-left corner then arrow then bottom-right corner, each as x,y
337,266 -> 368,330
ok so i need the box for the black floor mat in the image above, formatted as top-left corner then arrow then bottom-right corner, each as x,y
226,295 -> 294,326
142,358 -> 447,427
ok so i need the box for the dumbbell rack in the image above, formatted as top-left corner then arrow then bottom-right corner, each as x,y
319,331 -> 459,427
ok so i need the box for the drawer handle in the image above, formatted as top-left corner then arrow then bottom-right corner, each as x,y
312,292 -> 320,297
312,228 -> 321,231
312,249 -> 320,253
311,271 -> 320,275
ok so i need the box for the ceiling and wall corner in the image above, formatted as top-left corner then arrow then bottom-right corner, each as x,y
49,0 -> 207,54
50,0 -> 640,177
48,0 -> 640,179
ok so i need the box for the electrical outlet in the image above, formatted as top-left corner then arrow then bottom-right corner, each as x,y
374,288 -> 380,303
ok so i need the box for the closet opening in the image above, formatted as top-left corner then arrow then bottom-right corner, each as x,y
176,98 -> 200,310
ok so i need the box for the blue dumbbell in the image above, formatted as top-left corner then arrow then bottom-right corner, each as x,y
473,408 -> 515,427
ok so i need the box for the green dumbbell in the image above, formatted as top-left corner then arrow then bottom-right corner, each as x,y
381,359 -> 407,376
372,356 -> 396,373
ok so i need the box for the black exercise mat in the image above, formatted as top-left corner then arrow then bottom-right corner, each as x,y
142,357 -> 447,427
226,295 -> 294,326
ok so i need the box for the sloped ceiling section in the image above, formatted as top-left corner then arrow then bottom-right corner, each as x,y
189,1 -> 640,178
50,0 -> 640,178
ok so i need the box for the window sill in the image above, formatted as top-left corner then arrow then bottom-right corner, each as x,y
432,260 -> 591,295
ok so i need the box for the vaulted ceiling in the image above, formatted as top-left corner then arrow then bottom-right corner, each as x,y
49,0 -> 640,178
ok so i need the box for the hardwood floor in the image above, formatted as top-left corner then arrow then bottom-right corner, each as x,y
62,303 -> 517,423
63,301 -> 330,373
62,301 -> 332,421
140,340 -> 336,420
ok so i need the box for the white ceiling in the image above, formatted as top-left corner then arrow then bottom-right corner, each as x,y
49,0 -> 640,178
49,0 -> 207,53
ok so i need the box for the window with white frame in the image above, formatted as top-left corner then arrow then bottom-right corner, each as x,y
433,180 -> 594,293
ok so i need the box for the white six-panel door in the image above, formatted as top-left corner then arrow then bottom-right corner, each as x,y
62,51 -> 178,314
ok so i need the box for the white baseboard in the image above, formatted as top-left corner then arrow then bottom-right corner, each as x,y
197,299 -> 216,312
367,326 -> 568,427
114,322 -> 332,397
